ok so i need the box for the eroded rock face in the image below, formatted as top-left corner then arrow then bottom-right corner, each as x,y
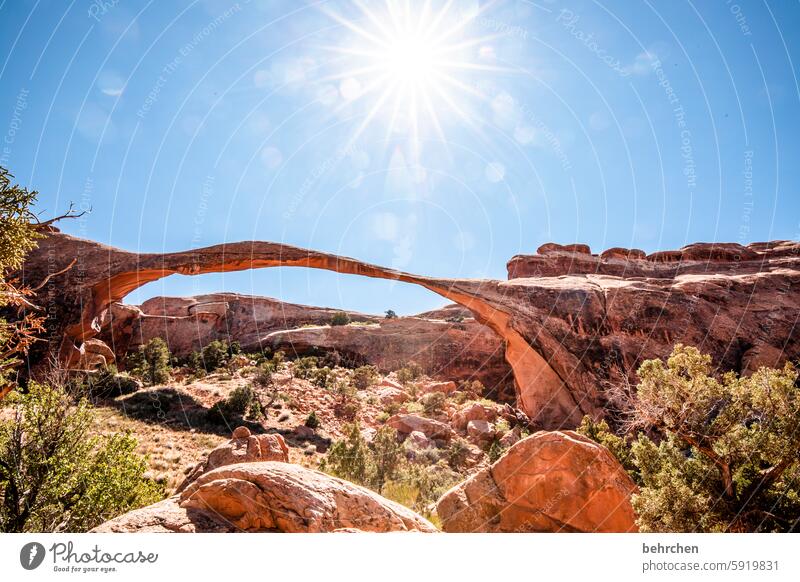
436,431 -> 638,533
93,462 -> 436,533
18,231 -> 800,430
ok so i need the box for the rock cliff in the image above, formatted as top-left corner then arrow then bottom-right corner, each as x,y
18,231 -> 800,429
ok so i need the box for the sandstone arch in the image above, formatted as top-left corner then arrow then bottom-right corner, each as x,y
21,231 -> 581,428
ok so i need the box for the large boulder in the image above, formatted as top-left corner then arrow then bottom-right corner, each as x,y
451,402 -> 498,431
93,462 -> 436,533
177,426 -> 289,492
386,414 -> 453,442
436,431 -> 638,533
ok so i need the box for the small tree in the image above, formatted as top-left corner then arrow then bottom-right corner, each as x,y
0,382 -> 162,532
126,338 -> 171,386
384,310 -> 397,319
200,340 -> 230,372
0,167 -> 44,398
319,422 -> 370,485
370,426 -> 403,491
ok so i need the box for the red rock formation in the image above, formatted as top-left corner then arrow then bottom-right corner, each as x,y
96,293 -> 514,398
436,431 -> 639,532
93,462 -> 436,533
18,231 -> 800,430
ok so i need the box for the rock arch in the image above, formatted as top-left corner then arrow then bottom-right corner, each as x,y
21,231 -> 582,428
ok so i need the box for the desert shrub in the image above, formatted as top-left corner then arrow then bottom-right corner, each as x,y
351,365 -> 379,390
320,422 -> 370,485
293,356 -> 318,379
206,385 -> 255,424
447,438 -> 471,469
396,362 -> 423,386
376,411 -> 390,423
487,439 -> 506,463
330,311 -> 350,326
576,415 -> 637,479
84,366 -> 141,398
385,462 -> 462,516
126,338 -> 172,386
384,309 -> 397,319
305,411 -> 320,429
311,366 -> 336,389
252,362 -> 274,387
581,345 -> 800,532
370,426 -> 403,491
270,350 -> 285,370
458,379 -> 484,399
421,392 -> 447,416
0,382 -> 162,532
333,380 -> 360,420
200,340 -> 230,372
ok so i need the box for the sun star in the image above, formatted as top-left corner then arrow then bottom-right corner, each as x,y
322,0 -> 500,158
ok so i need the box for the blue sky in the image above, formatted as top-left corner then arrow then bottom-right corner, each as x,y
1,0 -> 798,315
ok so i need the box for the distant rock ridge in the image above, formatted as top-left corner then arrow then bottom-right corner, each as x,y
507,240 -> 797,279
96,292 -> 514,399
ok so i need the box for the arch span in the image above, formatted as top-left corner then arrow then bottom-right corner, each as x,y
21,231 -> 591,428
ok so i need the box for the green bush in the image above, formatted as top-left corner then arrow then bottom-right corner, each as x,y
396,362 -> 423,386
126,338 -> 172,386
320,422 -> 370,485
421,392 -> 447,416
0,382 -> 162,532
311,366 -> 336,389
84,366 -> 141,398
293,356 -> 318,379
580,345 -> 800,532
305,411 -> 320,429
330,312 -> 350,326
206,385 -> 256,424
384,309 -> 397,319
351,365 -> 379,390
200,340 -> 231,372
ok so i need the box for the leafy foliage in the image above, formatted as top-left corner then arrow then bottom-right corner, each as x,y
330,311 -> 350,326
126,338 -> 171,386
351,365 -> 378,390
384,309 -> 397,319
580,345 -> 800,532
206,385 -> 256,424
0,382 -> 162,532
0,167 -> 44,395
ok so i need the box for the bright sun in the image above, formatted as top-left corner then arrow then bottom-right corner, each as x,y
323,1 -> 496,157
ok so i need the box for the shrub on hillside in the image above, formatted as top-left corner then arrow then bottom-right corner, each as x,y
330,312 -> 350,326
0,382 -> 162,532
351,365 -> 379,390
126,338 -> 172,386
206,385 -> 256,425
421,392 -> 447,416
